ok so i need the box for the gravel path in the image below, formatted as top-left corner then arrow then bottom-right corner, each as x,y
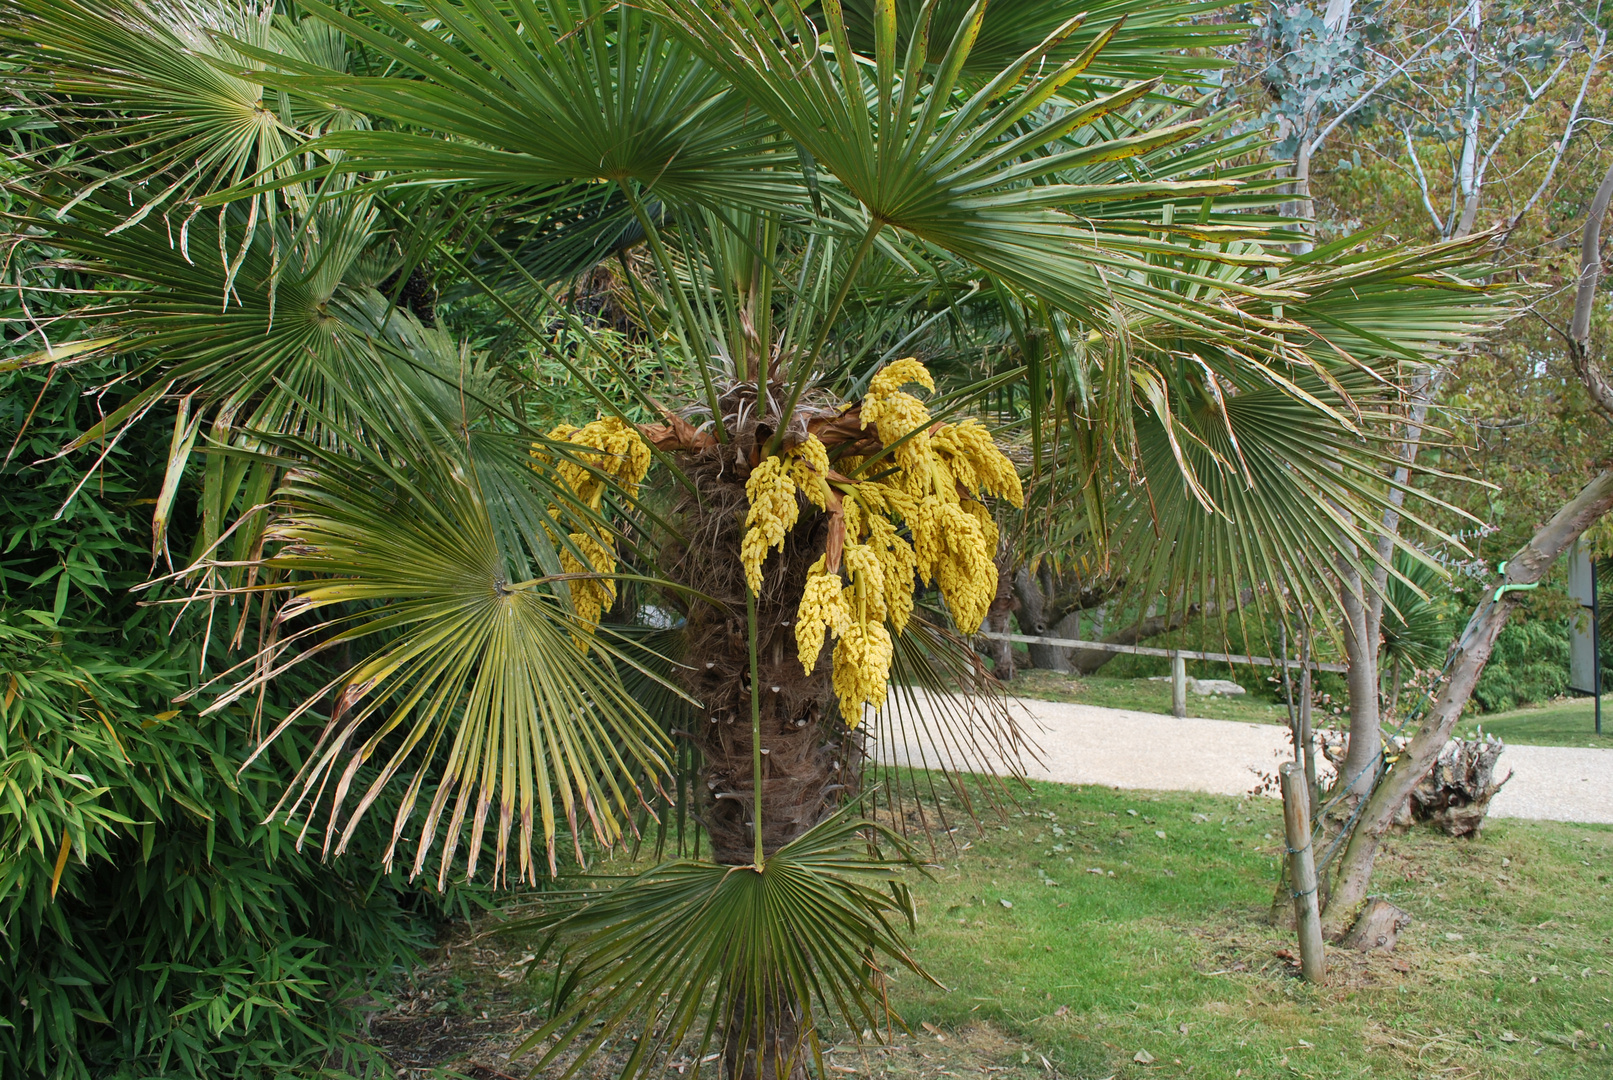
877,692 -> 1613,825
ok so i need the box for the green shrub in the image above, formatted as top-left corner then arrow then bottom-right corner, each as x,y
1471,617 -> 1570,713
0,359 -> 468,1078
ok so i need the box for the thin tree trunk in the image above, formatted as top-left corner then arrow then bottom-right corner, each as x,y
1323,468 -> 1613,934
1336,573 -> 1381,799
1012,566 -> 1067,671
1567,162 -> 1613,419
1452,0 -> 1484,239
1345,343 -> 1440,803
984,543 -> 1018,678
1389,657 -> 1403,718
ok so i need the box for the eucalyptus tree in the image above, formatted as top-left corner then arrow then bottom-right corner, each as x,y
3,0 -> 1511,1073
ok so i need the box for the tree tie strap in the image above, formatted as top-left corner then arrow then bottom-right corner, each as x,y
1492,560 -> 1540,603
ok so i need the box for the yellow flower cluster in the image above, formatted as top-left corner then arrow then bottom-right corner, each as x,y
779,358 -> 1020,723
543,416 -> 652,509
787,433 -> 831,510
930,419 -> 1024,506
795,555 -> 851,673
859,357 -> 935,478
558,529 -> 616,631
831,621 -> 893,727
740,435 -> 831,593
858,359 -> 1021,636
741,456 -> 799,594
535,417 -> 652,639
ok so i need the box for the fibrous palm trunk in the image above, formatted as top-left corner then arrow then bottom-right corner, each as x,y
669,446 -> 862,864
658,396 -> 869,1080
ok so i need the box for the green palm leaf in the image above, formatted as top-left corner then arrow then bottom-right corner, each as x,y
835,0 -> 1244,83
1009,219 -> 1515,654
240,0 -> 795,213
3,0 -> 364,267
1381,551 -> 1449,674
204,418 -> 672,887
510,811 -> 926,1080
651,0 -> 1274,337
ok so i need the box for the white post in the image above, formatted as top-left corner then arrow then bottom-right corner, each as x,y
1171,653 -> 1187,718
1281,762 -> 1327,983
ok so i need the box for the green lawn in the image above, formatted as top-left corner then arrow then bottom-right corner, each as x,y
1459,697 -> 1613,749
377,781 -> 1613,1079
1010,671 -> 1613,749
887,782 -> 1613,1079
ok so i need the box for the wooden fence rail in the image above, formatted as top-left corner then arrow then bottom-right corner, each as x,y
977,632 -> 1349,674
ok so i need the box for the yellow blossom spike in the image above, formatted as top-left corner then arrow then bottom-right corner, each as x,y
842,541 -> 888,625
932,418 -> 1023,507
967,500 -> 1000,554
861,388 -> 933,476
560,530 -> 615,643
867,516 -> 917,633
539,417 -> 653,511
530,418 -> 653,645
795,556 -> 850,673
932,503 -> 995,632
741,456 -> 799,594
832,620 -> 894,723
786,434 -> 831,510
869,358 -> 935,397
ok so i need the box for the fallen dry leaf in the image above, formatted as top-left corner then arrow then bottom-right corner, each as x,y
1133,1049 -> 1154,1064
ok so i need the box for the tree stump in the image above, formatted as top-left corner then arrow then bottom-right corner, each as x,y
1318,731 -> 1511,836
1408,735 -> 1511,837
1339,898 -> 1411,952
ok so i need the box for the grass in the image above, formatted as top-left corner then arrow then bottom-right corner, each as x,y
372,781 -> 1613,1080
887,782 -> 1613,1079
1009,671 -> 1613,749
1007,671 -> 1321,727
1459,697 -> 1613,749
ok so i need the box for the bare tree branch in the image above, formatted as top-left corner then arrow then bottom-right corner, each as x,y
1306,22 -> 1463,159
1471,51 -> 1577,199
1507,31 -> 1606,237
1568,160 -> 1613,418
1403,125 -> 1447,232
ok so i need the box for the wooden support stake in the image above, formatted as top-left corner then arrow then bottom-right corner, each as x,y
1170,653 -> 1187,718
1280,762 -> 1326,983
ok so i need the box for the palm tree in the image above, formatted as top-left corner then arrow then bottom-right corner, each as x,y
2,0 -> 1510,1074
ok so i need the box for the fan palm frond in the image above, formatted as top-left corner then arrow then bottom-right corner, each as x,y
653,0 -> 1273,343
197,413 -> 673,887
835,0 -> 1244,83
510,810 -> 926,1080
240,0 -> 795,215
1381,550 -> 1449,674
1035,232 -> 1513,645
